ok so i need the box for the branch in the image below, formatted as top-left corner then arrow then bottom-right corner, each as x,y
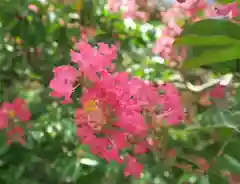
186,73 -> 233,93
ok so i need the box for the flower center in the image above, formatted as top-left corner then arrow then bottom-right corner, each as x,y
84,100 -> 98,112
83,100 -> 107,132
8,110 -> 16,119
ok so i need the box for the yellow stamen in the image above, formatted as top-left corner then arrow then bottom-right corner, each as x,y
176,19 -> 185,27
84,100 -> 98,112
75,0 -> 83,11
8,110 -> 16,118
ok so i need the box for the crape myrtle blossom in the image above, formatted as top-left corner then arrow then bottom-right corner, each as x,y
28,4 -> 39,13
152,5 -> 188,66
107,0 -> 123,12
158,83 -> 185,125
49,40 -> 117,104
0,98 -> 31,144
75,72 -> 152,178
122,0 -> 149,21
70,40 -> 117,82
49,65 -> 78,104
107,0 -> 150,21
49,37 -> 184,178
210,84 -> 226,99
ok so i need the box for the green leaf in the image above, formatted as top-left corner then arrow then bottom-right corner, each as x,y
181,19 -> 240,40
197,175 -> 209,184
213,154 -> 240,174
0,134 -> 9,156
157,177 -> 169,184
208,173 -> 229,184
179,19 -> 240,70
218,128 -> 233,141
215,0 -> 234,4
181,44 -> 240,69
223,155 -> 240,173
14,165 -> 25,180
60,159 -> 78,182
175,35 -> 240,46
178,174 -> 196,184
71,163 -> 82,182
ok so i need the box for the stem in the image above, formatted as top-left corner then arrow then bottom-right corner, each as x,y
210,138 -> 231,165
161,125 -> 169,159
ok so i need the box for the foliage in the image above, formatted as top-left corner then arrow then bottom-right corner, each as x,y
1,0 -> 240,183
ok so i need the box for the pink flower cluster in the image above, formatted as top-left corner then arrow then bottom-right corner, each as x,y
0,98 -> 31,144
210,84 -> 226,99
49,36 -> 184,178
153,0 -> 239,66
205,1 -> 239,19
107,0 -> 150,21
28,4 -> 39,13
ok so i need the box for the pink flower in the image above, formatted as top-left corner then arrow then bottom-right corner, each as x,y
49,65 -> 77,104
162,7 -> 186,26
210,84 -> 225,99
121,0 -> 149,21
158,83 -> 184,125
1,98 -> 31,122
116,111 -> 147,136
0,110 -> 8,129
152,36 -> 175,59
28,4 -> 39,13
111,132 -> 129,149
107,0 -> 149,21
107,0 -> 122,12
7,126 -> 25,145
76,118 -> 123,163
167,23 -> 183,37
214,2 -> 239,18
128,77 -> 158,107
97,43 -> 117,61
134,142 -> 148,154
88,137 -> 109,155
70,41 -> 117,82
101,147 -> 123,163
204,6 -> 219,17
13,98 -> 31,121
227,2 -> 239,18
135,11 -> 150,22
205,2 -> 239,19
74,71 -> 151,171
175,0 -> 206,11
123,0 -> 138,19
0,98 -> 31,144
124,156 -> 143,178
